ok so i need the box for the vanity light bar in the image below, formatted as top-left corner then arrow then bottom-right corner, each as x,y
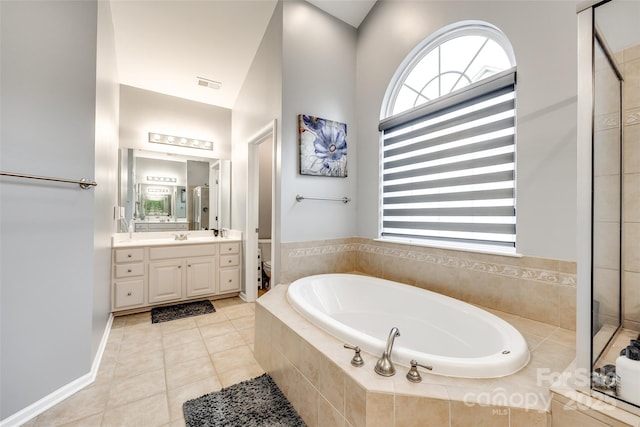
147,176 -> 177,183
147,187 -> 171,194
148,132 -> 214,151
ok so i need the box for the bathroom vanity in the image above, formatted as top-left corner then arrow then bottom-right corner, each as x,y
111,231 -> 242,314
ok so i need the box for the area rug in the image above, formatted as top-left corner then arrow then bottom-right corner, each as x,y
151,300 -> 215,324
183,373 -> 306,427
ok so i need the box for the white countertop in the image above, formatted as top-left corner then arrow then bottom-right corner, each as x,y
112,230 -> 242,248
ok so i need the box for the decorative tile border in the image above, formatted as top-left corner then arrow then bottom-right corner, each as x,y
287,242 -> 576,287
286,243 -> 359,257
625,108 -> 640,126
595,113 -> 620,131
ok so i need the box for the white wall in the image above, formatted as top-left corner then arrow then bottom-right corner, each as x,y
0,0 -> 99,419
231,0 -> 283,234
281,0 -> 358,242
232,0 -> 282,292
119,85 -> 232,160
93,0 -> 120,358
356,0 -> 579,261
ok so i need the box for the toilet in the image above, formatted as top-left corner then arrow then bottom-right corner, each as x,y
263,260 -> 271,280
259,239 -> 272,288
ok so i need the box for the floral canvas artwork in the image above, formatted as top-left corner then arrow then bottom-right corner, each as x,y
299,114 -> 347,177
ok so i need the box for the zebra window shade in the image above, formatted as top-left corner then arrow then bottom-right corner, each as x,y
380,69 -> 516,249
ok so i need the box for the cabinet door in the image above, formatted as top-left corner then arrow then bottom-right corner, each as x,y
219,268 -> 240,293
149,260 -> 183,303
186,257 -> 216,297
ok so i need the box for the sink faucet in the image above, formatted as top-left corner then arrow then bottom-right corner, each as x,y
374,327 -> 400,377
173,233 -> 188,241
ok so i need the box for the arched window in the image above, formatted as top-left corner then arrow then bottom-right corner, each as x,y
379,22 -> 517,253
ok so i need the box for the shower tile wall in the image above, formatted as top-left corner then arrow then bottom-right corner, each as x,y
593,46 -> 622,333
280,237 -> 576,330
623,43 -> 640,331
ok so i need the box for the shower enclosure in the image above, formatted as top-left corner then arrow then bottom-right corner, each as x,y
577,0 -> 640,414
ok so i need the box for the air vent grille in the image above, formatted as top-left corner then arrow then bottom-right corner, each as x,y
197,77 -> 222,90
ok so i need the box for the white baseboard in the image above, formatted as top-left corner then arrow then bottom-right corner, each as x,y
0,314 -> 114,427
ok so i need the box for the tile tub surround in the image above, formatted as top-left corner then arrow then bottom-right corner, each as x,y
281,237 -> 577,330
255,284 -> 576,427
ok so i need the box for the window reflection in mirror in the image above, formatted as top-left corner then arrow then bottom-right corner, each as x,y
118,148 -> 231,233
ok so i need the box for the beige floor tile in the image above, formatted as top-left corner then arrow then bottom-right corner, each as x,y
162,327 -> 203,350
220,303 -> 255,320
54,413 -> 103,427
101,393 -> 170,427
107,368 -> 166,408
159,317 -> 198,335
198,320 -> 236,338
119,332 -> 164,356
167,418 -> 187,427
124,312 -> 152,326
34,384 -> 110,427
164,338 -> 210,367
203,330 -> 246,354
194,310 -> 229,327
237,327 -> 255,346
216,363 -> 265,388
230,315 -> 255,330
166,376 -> 222,421
114,348 -> 165,378
210,345 -> 258,373
212,297 -> 245,309
165,355 -> 216,390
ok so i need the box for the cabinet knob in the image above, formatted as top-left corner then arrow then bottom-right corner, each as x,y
178,265 -> 181,269
188,264 -> 191,267
127,254 -> 132,258
228,279 -> 232,283
127,269 -> 132,273
228,259 -> 232,264
127,292 -> 132,296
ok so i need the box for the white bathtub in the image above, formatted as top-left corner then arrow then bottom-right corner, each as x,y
287,273 -> 530,378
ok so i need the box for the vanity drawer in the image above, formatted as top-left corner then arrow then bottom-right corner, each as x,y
115,263 -> 144,278
219,268 -> 240,293
149,244 -> 217,260
113,279 -> 144,309
115,248 -> 144,263
220,254 -> 239,267
220,242 -> 240,254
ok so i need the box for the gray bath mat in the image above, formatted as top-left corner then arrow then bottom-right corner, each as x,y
151,300 -> 215,324
183,374 -> 306,427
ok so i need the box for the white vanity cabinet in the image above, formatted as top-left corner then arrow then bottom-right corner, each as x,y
112,248 -> 145,310
148,244 -> 216,304
148,259 -> 184,303
111,238 -> 242,314
219,242 -> 241,293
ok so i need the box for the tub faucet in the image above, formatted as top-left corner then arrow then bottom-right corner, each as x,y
374,327 -> 400,377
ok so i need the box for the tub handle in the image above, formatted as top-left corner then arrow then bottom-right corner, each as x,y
343,344 -> 365,367
406,360 -> 433,383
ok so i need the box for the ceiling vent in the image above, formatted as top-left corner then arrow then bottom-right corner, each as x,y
197,77 -> 222,90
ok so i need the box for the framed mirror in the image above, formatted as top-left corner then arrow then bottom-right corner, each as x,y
118,148 -> 231,233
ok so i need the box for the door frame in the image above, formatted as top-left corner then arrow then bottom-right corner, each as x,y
243,119 -> 277,302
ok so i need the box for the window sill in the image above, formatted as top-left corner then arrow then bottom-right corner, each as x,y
375,237 -> 523,259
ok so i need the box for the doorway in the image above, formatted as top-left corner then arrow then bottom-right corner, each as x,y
244,120 -> 277,302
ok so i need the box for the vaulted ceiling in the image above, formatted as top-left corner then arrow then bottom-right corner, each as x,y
110,0 -> 376,109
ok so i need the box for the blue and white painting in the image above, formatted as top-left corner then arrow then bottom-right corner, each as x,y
299,114 -> 347,177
